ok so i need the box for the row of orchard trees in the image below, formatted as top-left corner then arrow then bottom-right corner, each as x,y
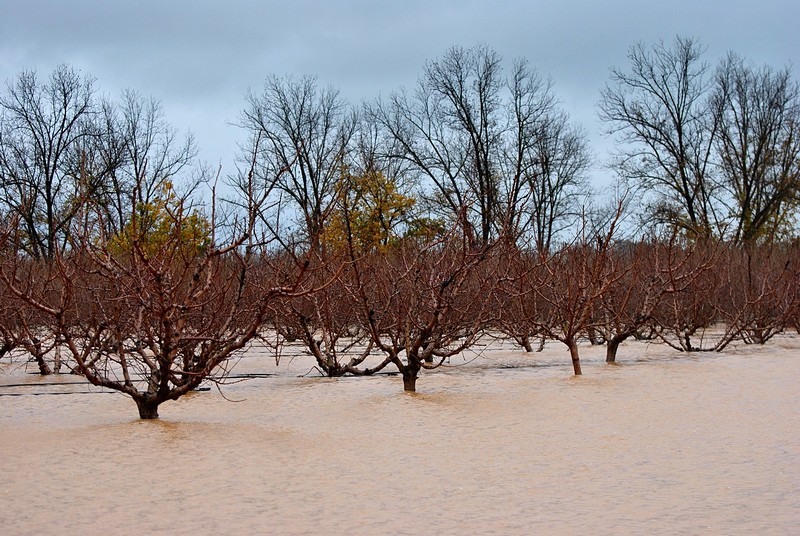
0,39 -> 798,419
274,204 -> 800,383
2,206 -> 798,415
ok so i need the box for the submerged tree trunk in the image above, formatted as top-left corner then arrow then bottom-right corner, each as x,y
135,397 -> 161,419
33,354 -> 52,375
402,369 -> 418,392
586,327 -> 605,345
537,335 -> 546,352
567,340 -> 582,375
606,334 -> 629,363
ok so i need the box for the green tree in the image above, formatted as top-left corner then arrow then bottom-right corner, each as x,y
326,169 -> 416,252
110,181 -> 211,259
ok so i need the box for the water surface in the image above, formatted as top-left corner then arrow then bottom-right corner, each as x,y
1,337 -> 798,535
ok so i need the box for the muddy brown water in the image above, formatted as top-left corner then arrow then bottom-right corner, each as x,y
1,335 -> 798,535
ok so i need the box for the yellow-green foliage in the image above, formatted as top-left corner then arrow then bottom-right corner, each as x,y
325,169 -> 416,252
110,182 -> 211,258
403,216 -> 448,242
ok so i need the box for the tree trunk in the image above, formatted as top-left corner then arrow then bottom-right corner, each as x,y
520,335 -> 533,353
135,397 -> 160,419
567,340 -> 582,376
54,345 -> 62,374
586,327 -> 605,345
402,370 -> 418,392
606,334 -> 628,363
34,354 -> 52,375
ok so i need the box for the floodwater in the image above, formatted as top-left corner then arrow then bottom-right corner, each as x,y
1,335 -> 798,535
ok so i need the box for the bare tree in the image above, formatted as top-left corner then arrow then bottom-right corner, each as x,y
523,110 -> 591,253
592,240 -> 660,362
350,223 -> 502,391
712,54 -> 800,244
0,65 -> 96,259
491,246 -> 547,352
788,242 -> 800,334
0,157 -> 316,418
90,90 -> 197,235
599,37 -> 719,239
238,75 -> 355,248
370,46 -> 586,247
713,244 -> 795,345
0,283 -> 16,359
536,217 -> 624,374
270,251 -> 384,377
595,237 -> 716,362
0,255 -> 63,374
651,241 -> 722,351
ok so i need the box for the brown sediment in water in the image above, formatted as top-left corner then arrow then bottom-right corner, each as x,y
1,335 -> 798,535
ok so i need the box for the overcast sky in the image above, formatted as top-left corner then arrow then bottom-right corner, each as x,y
2,0 -> 799,189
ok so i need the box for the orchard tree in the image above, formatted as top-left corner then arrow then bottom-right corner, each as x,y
594,236 -> 716,362
351,222 -> 504,391
491,247 -> 547,352
527,209 -> 625,375
713,244 -> 796,345
271,252 -> 389,378
0,150 -> 316,419
0,257 -> 63,374
651,242 -> 721,351
592,240 -> 662,363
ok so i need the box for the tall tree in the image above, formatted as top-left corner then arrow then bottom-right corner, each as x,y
72,90 -> 197,238
238,75 -> 355,248
523,110 -> 591,253
712,54 -> 800,244
371,45 -> 587,247
599,37 -> 719,239
0,64 -> 95,259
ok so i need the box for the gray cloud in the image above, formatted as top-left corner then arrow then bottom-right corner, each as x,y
2,0 -> 798,183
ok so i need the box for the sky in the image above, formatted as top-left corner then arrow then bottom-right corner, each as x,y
2,0 -> 799,190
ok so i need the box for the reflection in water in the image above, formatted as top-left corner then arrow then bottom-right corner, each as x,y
1,336 -> 798,535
